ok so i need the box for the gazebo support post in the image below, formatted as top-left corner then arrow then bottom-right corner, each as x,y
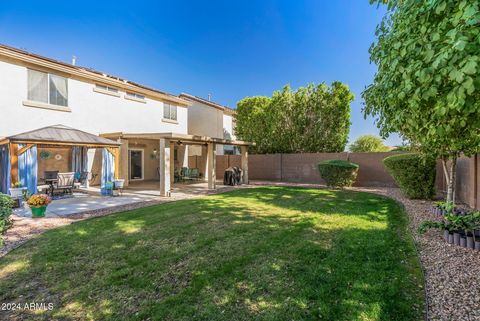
9,143 -> 18,185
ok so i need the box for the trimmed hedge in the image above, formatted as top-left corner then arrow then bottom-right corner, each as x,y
383,153 -> 436,199
0,193 -> 14,245
318,160 -> 359,188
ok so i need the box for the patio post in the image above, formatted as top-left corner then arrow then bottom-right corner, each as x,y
170,141 -> 175,184
241,145 -> 249,184
159,138 -> 171,197
9,143 -> 18,184
207,142 -> 216,189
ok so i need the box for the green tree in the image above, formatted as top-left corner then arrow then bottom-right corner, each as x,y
235,82 -> 354,154
363,0 -> 480,202
349,135 -> 389,152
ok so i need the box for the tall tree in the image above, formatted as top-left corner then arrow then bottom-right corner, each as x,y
235,82 -> 354,154
349,135 -> 389,152
363,0 -> 480,202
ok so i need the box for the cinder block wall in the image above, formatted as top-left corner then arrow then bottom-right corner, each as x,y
188,152 -> 480,208
436,155 -> 479,209
213,152 -> 398,187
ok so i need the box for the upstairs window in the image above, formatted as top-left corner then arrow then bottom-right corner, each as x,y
126,92 -> 145,100
95,84 -> 119,93
28,69 -> 68,107
163,103 -> 177,121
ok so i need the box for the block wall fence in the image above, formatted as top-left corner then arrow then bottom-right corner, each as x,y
188,152 -> 479,209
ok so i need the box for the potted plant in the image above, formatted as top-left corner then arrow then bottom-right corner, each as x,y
9,182 -> 26,199
26,194 -> 52,218
101,181 -> 114,196
114,179 -> 125,189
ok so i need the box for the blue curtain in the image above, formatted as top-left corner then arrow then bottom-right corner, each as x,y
72,146 -> 88,174
18,144 -> 38,196
101,148 -> 114,189
0,145 -> 10,194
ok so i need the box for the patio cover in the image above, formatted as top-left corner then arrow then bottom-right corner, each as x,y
100,132 -> 254,146
0,125 -> 121,195
0,125 -> 121,147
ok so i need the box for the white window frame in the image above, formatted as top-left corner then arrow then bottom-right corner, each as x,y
163,103 -> 178,122
125,91 -> 146,103
128,148 -> 144,181
25,69 -> 69,109
94,84 -> 120,97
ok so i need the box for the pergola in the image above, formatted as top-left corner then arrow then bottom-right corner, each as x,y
0,125 -> 121,195
101,132 -> 254,197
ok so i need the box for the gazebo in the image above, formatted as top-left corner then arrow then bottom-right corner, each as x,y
0,125 -> 121,195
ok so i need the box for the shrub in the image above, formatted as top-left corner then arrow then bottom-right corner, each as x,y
0,193 -> 14,244
383,153 -> 436,199
318,160 -> 359,188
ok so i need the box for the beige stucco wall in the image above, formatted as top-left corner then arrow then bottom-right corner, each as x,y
37,147 -> 72,180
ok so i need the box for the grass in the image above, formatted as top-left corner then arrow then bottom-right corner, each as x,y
0,187 -> 424,320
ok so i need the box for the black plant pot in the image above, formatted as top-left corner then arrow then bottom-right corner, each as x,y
448,233 -> 454,244
467,236 -> 474,249
443,230 -> 450,241
475,241 -> 480,251
453,232 -> 461,246
460,237 -> 467,248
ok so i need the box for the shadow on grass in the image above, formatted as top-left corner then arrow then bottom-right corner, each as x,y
0,187 -> 423,321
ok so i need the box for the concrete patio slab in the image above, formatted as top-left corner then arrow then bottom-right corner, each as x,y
14,193 -> 157,218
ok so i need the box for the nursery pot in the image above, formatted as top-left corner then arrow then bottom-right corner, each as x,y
453,232 -> 461,246
448,233 -> 454,244
467,236 -> 474,249
460,237 -> 467,248
443,230 -> 449,242
30,205 -> 47,218
475,241 -> 480,251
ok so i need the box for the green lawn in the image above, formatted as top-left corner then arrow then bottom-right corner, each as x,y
0,187 -> 424,320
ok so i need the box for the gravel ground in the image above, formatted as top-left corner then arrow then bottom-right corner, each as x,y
374,188 -> 480,321
2,182 -> 479,320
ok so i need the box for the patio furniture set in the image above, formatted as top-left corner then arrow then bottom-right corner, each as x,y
37,171 -> 91,196
175,167 -> 201,183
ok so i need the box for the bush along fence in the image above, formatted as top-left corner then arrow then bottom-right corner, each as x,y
318,160 -> 359,188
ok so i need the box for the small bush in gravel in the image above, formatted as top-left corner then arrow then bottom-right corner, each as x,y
383,153 -> 436,199
0,193 -> 14,245
318,160 -> 359,188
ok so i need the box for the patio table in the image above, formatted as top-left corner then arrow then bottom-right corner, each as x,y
44,178 -> 58,196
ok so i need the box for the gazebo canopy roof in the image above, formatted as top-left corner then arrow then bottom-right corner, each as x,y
1,125 -> 121,147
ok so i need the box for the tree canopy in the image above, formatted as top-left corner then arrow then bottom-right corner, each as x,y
349,135 -> 389,152
235,82 -> 354,154
363,0 -> 480,201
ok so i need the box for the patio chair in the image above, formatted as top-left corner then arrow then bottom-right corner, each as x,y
53,172 -> 75,195
74,171 -> 89,188
190,168 -> 200,181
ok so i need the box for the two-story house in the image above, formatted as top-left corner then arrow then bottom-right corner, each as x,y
179,93 -> 238,156
0,44 -> 251,197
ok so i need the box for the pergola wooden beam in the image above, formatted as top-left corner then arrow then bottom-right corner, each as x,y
18,144 -> 34,155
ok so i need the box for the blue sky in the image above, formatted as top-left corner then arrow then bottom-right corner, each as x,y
0,0 -> 401,147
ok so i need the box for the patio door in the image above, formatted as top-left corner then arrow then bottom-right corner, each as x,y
129,149 -> 144,180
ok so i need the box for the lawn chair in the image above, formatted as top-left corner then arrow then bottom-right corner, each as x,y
53,172 -> 75,195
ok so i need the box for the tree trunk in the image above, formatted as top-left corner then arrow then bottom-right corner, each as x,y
442,157 -> 457,203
